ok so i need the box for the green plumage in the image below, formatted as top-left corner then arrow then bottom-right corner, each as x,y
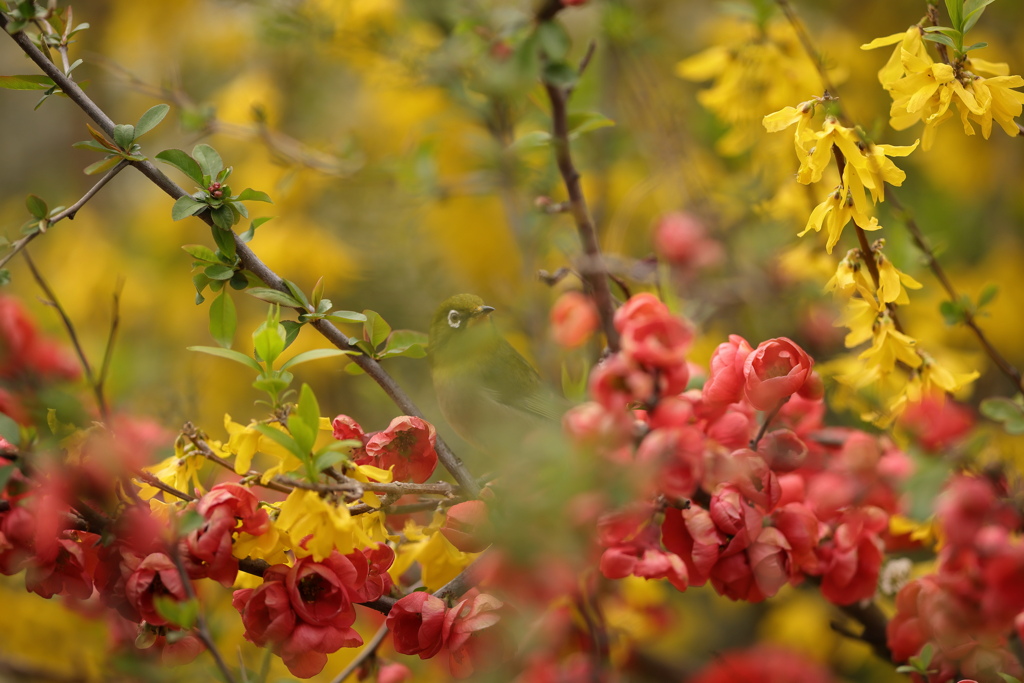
429,294 -> 563,454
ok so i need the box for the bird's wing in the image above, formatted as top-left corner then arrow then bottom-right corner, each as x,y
479,347 -> 567,422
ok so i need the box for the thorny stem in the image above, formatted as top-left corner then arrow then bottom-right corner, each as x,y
778,0 -> 1024,393
0,159 -> 128,271
328,623 -> 390,683
543,46 -> 621,353
0,17 -> 481,499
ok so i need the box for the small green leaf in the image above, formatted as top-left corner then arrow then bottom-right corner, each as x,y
171,196 -> 208,221
945,0 -> 963,29
154,597 -> 199,630
283,280 -> 311,309
176,508 -> 206,536
279,348 -> 356,371
254,423 -> 304,459
380,329 -> 428,359
247,288 -> 302,308
963,41 -> 988,52
980,396 -> 1024,421
923,33 -> 957,50
325,311 -> 367,324
187,346 -> 263,372
83,156 -> 121,176
313,450 -> 350,472
0,464 -> 17,493
182,244 -> 219,263
193,143 -> 224,180
236,188 -> 273,203
0,269 -> 10,286
210,204 -> 236,231
963,0 -> 997,32
281,320 -> 303,349
156,149 -> 204,185
567,111 -> 616,137
209,290 -> 237,348
536,20 -> 570,61
977,284 -> 998,309
73,140 -> 115,154
344,361 -> 366,375
253,315 -> 287,366
0,411 -> 19,446
939,299 -> 965,325
0,75 -> 55,90
25,194 -> 47,219
113,123 -> 135,150
204,264 -> 235,281
294,384 -> 321,446
998,673 -> 1024,683
311,277 -> 325,309
363,310 -> 392,350
134,104 -> 170,138
542,61 -> 579,89
211,223 -> 237,259
511,131 -> 552,150
240,216 -> 273,243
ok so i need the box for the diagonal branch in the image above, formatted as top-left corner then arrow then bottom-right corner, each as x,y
2,16 -> 481,498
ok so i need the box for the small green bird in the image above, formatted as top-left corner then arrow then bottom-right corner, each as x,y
428,294 -> 563,455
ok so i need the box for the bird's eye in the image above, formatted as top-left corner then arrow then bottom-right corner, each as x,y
447,310 -> 461,328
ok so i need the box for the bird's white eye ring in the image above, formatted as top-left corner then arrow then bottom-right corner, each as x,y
447,310 -> 461,328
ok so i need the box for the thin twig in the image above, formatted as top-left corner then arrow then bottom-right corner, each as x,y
136,471 -> 195,501
22,251 -> 110,421
544,72 -> 621,352
0,159 -> 128,271
169,551 -> 238,683
749,397 -> 788,451
328,623 -> 390,683
1,17 -> 481,499
96,278 -> 124,407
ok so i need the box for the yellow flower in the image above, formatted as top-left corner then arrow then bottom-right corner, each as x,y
137,436 -> 204,500
801,175 -> 880,254
223,415 -> 304,480
861,27 -> 930,89
859,313 -> 922,374
918,352 -> 979,395
275,488 -> 376,560
234,525 -> 290,565
389,515 -> 477,591
959,75 -> 1024,139
876,253 -> 923,306
835,297 -> 877,348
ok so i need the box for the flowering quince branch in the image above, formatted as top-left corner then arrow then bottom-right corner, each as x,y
169,548 -> 237,683
0,16 -> 481,499
327,622 -> 389,683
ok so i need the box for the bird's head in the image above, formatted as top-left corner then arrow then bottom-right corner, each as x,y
428,293 -> 497,356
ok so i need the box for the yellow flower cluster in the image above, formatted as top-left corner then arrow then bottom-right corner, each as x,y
763,103 -> 917,253
863,27 -> 1024,150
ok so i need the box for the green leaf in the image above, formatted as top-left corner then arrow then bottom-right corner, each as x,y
182,244 -> 219,263
923,33 -> 957,50
0,74 -> 55,90
379,329 -> 428,359
311,277 -> 325,309
291,383 -> 321,453
134,104 -> 170,138
176,508 -> 206,535
156,149 -> 204,185
204,263 -> 235,281
187,345 -> 263,372
211,222 -> 237,259
210,204 -> 236,231
363,310 -> 392,350
209,290 -> 237,348
324,311 -> 367,324
542,61 -> 578,89
977,284 -> 998,309
0,411 -> 19,446
171,196 -> 208,221
279,348 -> 356,371
998,674 -> 1024,683
511,131 -> 552,150
963,0 -> 997,32
283,280 -> 311,310
236,188 -> 273,203
980,396 -> 1024,421
567,111 -> 616,137
0,464 -> 17,493
112,123 -> 135,150
313,449 -> 351,472
154,597 -> 199,630
963,41 -> 988,52
247,288 -> 302,308
193,143 -> 224,180
254,423 -> 303,459
240,216 -> 273,243
83,156 -> 121,176
25,194 -> 47,219
536,20 -> 570,60
0,269 -> 9,287
945,0 -> 963,29
281,319 -> 303,349
253,319 -> 286,366
939,299 -> 965,325
344,361 -> 366,375
73,139 -> 115,154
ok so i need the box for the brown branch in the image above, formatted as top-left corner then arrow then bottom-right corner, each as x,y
169,549 -> 238,683
1,17 -> 481,499
749,397 -> 789,451
544,68 -> 621,352
327,623 -> 390,683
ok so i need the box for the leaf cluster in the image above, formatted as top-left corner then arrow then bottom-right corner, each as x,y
923,0 -> 995,61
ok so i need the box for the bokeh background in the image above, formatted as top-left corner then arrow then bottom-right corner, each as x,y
1,0 -> 1023,680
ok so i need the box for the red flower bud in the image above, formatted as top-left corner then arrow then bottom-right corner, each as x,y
742,338 -> 814,411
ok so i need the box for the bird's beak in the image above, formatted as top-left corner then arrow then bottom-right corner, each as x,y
468,305 -> 495,325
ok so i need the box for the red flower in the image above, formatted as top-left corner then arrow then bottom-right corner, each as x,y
817,507 -> 887,605
346,543 -> 395,603
661,505 -> 724,586
124,552 -> 189,626
620,311 -> 694,373
183,507 -> 238,586
25,536 -> 95,600
634,427 -> 705,500
702,335 -> 753,406
440,501 -> 494,554
233,568 -> 297,648
654,212 -> 723,270
363,416 -> 437,483
613,293 -> 668,333
443,592 -> 512,679
550,291 -> 600,348
597,504 -> 689,590
691,646 -> 839,683
332,415 -> 368,458
386,591 -> 448,659
196,483 -> 270,536
0,296 -> 80,381
743,337 -> 815,411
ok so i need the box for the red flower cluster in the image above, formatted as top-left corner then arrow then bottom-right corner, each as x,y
332,414 -> 438,483
569,295 -> 905,607
887,474 -> 1024,683
386,589 -> 511,679
653,212 -> 724,273
233,545 -> 395,678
